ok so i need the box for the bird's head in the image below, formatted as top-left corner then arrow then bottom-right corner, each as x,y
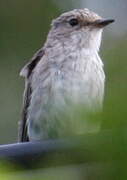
48,9 -> 114,52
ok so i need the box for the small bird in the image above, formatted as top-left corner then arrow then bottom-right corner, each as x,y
19,9 -> 114,142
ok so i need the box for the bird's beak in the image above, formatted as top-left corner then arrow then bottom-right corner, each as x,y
94,19 -> 115,28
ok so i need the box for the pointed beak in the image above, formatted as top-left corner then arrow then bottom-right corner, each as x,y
94,19 -> 115,28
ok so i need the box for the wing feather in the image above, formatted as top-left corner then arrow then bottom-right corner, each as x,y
18,48 -> 45,142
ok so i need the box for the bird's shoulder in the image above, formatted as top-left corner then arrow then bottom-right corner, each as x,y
20,47 -> 45,79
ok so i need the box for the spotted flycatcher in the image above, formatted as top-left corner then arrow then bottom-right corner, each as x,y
18,9 -> 114,142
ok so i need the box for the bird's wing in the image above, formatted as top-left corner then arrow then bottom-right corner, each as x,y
18,48 -> 45,142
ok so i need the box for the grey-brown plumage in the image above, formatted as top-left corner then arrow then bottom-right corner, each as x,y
19,9 -> 114,142
19,48 -> 44,142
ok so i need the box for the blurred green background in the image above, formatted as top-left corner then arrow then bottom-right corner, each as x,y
0,0 -> 127,179
0,0 -> 127,145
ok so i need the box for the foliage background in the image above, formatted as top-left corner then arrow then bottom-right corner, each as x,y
0,0 -> 127,178
0,0 -> 127,143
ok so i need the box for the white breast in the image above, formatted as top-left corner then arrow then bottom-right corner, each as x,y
49,48 -> 105,110
27,31 -> 105,140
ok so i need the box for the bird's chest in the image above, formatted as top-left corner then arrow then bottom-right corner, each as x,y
28,53 -> 105,140
50,55 -> 104,108
32,51 -> 105,111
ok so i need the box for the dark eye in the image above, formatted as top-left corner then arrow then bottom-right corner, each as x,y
69,18 -> 79,27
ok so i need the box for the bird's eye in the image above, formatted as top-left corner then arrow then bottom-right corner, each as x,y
69,18 -> 79,27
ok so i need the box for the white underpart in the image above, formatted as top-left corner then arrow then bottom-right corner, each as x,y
27,28 -> 105,140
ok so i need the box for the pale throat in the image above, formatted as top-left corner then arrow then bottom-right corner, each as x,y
61,30 -> 103,71
63,28 -> 102,60
44,28 -> 104,76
